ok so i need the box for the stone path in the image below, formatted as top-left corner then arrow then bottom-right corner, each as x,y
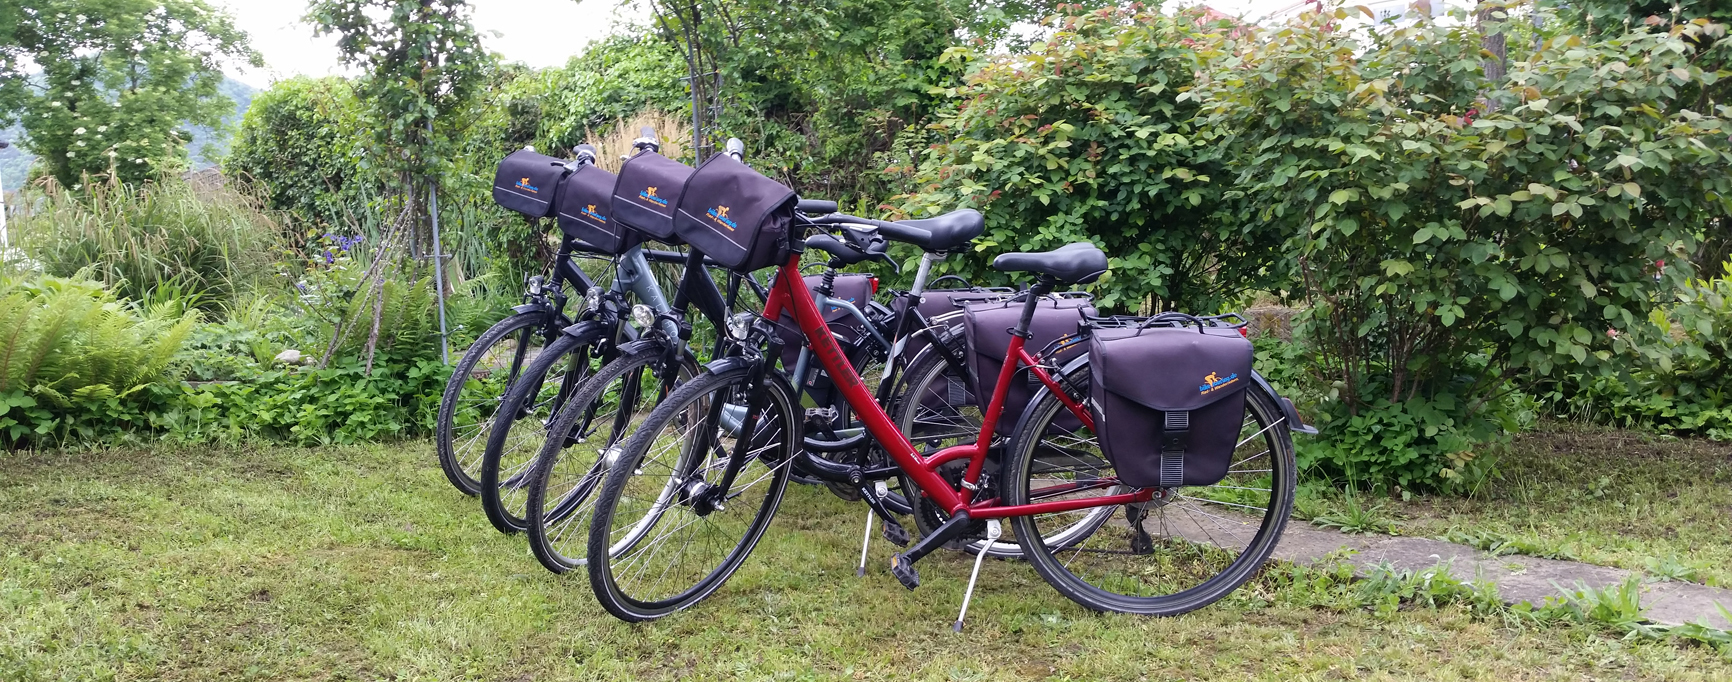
1269,520 -> 1732,628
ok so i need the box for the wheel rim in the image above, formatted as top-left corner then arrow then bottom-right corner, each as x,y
493,349 -> 591,525
448,323 -> 548,487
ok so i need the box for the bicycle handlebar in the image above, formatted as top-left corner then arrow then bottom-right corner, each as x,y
812,213 -> 931,246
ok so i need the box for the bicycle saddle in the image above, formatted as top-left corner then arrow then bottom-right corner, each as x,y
894,209 -> 984,253
991,242 -> 1108,284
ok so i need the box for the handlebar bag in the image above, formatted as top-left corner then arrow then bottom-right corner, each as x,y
674,154 -> 796,272
776,273 -> 876,409
492,149 -> 571,218
612,151 -> 694,243
961,296 -> 1096,437
555,165 -> 642,255
1087,325 -> 1253,488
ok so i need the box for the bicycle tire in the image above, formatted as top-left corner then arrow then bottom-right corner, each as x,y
478,326 -> 605,534
1004,368 -> 1296,616
586,363 -> 796,622
435,311 -> 551,497
523,344 -> 698,573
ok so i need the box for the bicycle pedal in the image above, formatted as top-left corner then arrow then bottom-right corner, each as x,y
881,518 -> 910,547
889,553 -> 920,590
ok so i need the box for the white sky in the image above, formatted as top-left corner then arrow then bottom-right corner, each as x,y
218,0 -> 649,88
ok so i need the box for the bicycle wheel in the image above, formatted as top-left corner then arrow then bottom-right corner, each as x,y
436,311 -> 553,496
586,363 -> 797,622
478,327 -> 603,534
1003,367 -> 1296,616
524,345 -> 697,573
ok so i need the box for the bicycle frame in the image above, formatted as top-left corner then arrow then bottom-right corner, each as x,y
762,252 -> 1157,519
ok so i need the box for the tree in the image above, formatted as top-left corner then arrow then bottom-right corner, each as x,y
0,0 -> 258,187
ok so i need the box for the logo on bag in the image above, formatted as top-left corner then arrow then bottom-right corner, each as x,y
580,204 -> 608,223
1199,371 -> 1240,395
707,205 -> 738,231
515,177 -> 539,194
638,186 -> 668,207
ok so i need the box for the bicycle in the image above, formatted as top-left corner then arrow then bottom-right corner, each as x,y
582,208 -> 1309,625
435,144 -> 693,497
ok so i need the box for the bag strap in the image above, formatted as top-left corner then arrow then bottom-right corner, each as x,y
1160,411 -> 1190,487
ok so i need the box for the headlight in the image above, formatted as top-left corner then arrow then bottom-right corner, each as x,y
728,312 -> 755,340
632,304 -> 655,330
584,287 -> 601,312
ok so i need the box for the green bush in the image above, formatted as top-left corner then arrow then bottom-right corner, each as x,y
895,5 -> 1286,312
1193,10 -> 1732,486
0,273 -> 198,446
1553,260 -> 1732,439
12,179 -> 288,307
225,76 -> 371,232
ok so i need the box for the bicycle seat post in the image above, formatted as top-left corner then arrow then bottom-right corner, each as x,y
1013,276 -> 1057,338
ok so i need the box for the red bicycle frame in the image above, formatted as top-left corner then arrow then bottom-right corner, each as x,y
761,253 -> 1155,519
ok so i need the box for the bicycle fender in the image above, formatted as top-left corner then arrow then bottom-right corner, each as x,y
614,338 -> 665,356
703,355 -> 756,375
1249,370 -> 1318,435
512,302 -> 551,316
560,320 -> 606,340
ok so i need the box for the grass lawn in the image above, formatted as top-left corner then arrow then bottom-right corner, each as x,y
2,440 -> 1729,680
1384,423 -> 1732,587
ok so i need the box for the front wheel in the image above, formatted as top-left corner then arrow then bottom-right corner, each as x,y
1003,367 -> 1296,616
436,311 -> 554,496
479,328 -> 603,534
586,362 -> 797,622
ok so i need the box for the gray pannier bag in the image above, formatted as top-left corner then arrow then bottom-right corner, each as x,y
1086,315 -> 1254,488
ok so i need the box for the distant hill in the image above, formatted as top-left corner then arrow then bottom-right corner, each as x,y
0,76 -> 258,190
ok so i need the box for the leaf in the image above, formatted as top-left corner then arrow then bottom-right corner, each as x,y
1413,227 -> 1434,244
1329,189 -> 1357,205
1622,182 -> 1641,197
1552,202 -> 1570,217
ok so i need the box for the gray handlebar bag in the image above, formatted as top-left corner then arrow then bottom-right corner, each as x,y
493,150 -> 571,218
555,165 -> 642,255
1087,326 -> 1253,488
962,296 -> 1095,437
673,154 -> 796,273
612,151 -> 694,243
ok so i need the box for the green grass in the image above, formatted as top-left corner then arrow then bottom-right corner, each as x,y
2,441 -> 1729,680
1391,422 -> 1732,587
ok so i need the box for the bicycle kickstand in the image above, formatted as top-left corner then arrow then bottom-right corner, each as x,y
953,519 -> 1002,633
856,481 -> 905,577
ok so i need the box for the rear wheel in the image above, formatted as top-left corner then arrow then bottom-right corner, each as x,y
436,311 -> 553,496
586,363 -> 797,622
1004,367 -> 1296,616
524,345 -> 697,573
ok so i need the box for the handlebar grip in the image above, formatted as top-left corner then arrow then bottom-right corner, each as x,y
640,126 -> 656,140
796,199 -> 838,214
816,213 -> 932,245
573,144 -> 597,164
725,138 -> 745,160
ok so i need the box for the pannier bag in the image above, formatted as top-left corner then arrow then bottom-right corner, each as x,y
612,151 -> 695,242
555,165 -> 641,254
777,273 -> 876,406
1087,320 -> 1254,488
493,149 -> 572,218
961,295 -> 1096,436
673,153 -> 797,272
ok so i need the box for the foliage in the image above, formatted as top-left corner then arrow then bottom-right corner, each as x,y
0,272 -> 197,446
1192,9 -> 1732,486
1555,260 -> 1732,439
225,77 -> 370,232
11,178 -> 288,306
895,4 -> 1287,312
307,0 -> 488,187
1309,494 -> 1400,535
0,0 -> 259,186
161,356 -> 448,445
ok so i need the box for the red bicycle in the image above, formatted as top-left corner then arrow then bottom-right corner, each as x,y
582,216 -> 1301,625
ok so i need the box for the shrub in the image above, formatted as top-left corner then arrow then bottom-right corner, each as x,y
225,76 -> 371,231
895,5 -> 1287,312
1194,9 -> 1732,486
0,273 -> 198,446
12,178 -> 289,307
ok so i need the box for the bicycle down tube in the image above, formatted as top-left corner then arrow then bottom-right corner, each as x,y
761,252 -> 1157,520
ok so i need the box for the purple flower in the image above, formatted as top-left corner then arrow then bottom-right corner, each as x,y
323,250 -> 335,265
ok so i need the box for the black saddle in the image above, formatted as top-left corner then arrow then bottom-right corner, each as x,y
894,209 -> 985,253
991,242 -> 1108,284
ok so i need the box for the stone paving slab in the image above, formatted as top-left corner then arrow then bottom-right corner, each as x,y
1267,520 -> 1732,628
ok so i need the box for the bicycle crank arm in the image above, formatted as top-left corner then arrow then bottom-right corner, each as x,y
888,510 -> 973,590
